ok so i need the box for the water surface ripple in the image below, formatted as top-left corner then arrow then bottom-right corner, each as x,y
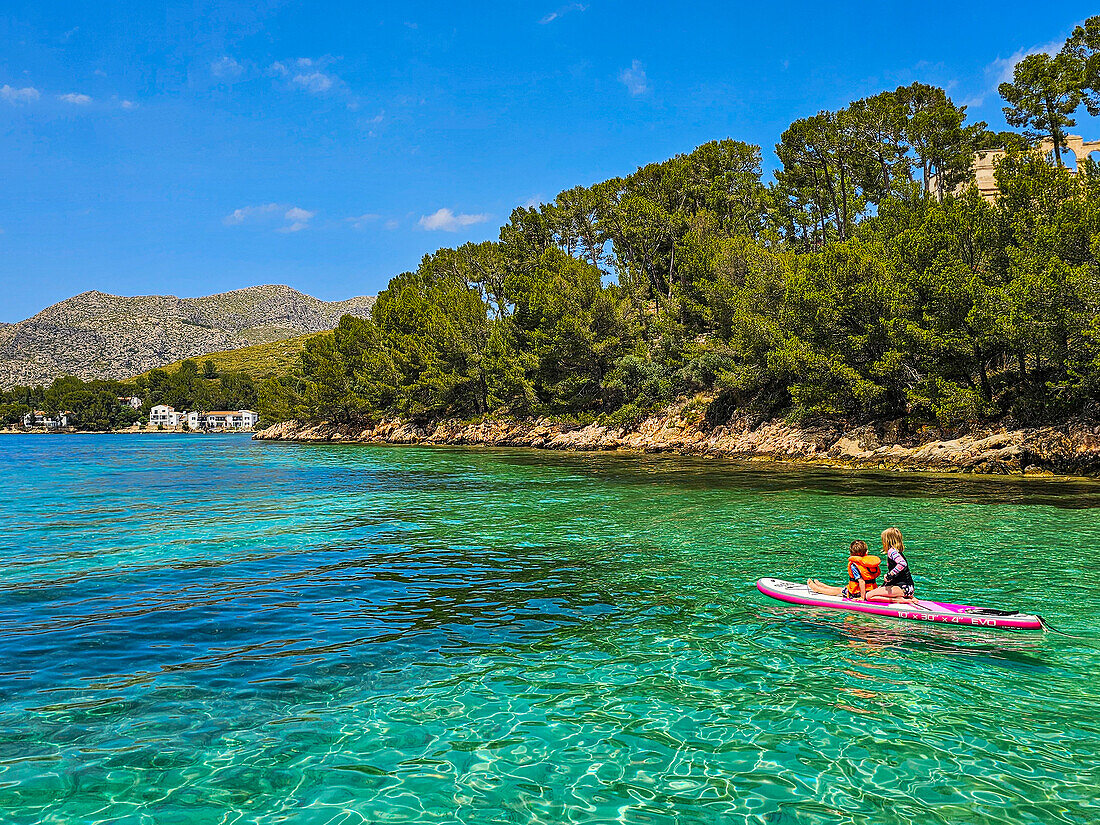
1,435 -> 1098,824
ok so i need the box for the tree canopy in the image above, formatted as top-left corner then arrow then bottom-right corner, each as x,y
252,18 -> 1100,435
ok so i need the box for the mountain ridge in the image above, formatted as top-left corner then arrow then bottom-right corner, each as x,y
0,284 -> 374,388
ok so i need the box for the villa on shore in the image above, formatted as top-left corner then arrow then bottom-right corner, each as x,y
149,405 -> 259,431
23,410 -> 72,429
17,405 -> 259,431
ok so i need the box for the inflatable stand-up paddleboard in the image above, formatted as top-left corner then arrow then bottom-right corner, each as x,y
756,578 -> 1043,630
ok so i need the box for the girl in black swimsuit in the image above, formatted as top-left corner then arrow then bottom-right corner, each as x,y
865,527 -> 920,605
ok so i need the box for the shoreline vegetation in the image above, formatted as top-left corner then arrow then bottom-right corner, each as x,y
0,360 -> 265,433
254,402 -> 1100,477
250,20 -> 1100,478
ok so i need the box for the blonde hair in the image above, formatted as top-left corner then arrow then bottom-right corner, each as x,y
881,527 -> 904,553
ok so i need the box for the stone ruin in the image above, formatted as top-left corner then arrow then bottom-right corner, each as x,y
931,135 -> 1100,201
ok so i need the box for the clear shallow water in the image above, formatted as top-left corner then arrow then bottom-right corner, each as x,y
1,434 -> 1099,824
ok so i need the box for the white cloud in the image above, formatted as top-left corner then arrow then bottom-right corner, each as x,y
292,71 -> 335,94
223,203 -> 282,225
271,58 -> 342,95
284,207 -> 313,221
225,203 -> 315,232
346,213 -> 381,229
279,206 -> 315,233
211,56 -> 245,80
419,208 -> 490,232
351,107 -> 384,126
1,84 -> 40,103
120,99 -> 136,109
540,3 -> 587,24
384,219 -> 400,230
987,40 -> 1062,86
619,60 -> 648,96
58,92 -> 92,105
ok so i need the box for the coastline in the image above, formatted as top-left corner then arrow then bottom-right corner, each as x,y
0,428 -> 253,436
252,400 -> 1100,478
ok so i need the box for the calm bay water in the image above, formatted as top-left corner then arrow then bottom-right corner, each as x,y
1,434 -> 1098,824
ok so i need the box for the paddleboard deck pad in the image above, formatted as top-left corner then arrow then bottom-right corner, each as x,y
756,578 -> 1043,630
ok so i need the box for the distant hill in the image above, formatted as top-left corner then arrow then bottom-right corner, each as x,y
133,332 -> 330,381
0,285 -> 374,388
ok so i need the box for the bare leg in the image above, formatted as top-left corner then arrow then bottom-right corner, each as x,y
807,579 -> 845,597
865,585 -> 920,605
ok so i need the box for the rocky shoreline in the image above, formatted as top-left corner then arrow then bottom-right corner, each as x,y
253,400 -> 1100,477
0,427 -> 254,436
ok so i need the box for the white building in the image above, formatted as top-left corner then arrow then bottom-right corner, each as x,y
118,396 -> 143,410
201,410 -> 260,430
149,405 -> 184,427
150,406 -> 258,430
149,404 -> 173,426
23,410 -> 71,428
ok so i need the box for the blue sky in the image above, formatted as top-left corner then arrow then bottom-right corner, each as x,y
2,1 -> 1098,322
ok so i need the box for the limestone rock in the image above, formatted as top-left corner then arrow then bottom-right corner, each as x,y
253,402 -> 1100,477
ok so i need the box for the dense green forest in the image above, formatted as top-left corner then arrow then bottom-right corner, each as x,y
0,361 -> 260,430
8,18 -> 1100,435
258,19 -> 1100,434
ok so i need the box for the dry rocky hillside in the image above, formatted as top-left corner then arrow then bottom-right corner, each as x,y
0,285 -> 374,388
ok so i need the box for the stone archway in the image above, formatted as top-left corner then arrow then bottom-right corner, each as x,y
1060,145 -> 1079,170
950,135 -> 1099,201
1063,136 -> 1100,169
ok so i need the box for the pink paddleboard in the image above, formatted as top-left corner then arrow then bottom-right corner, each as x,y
756,578 -> 1043,630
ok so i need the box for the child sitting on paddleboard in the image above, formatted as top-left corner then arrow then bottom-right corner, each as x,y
865,527 -> 920,606
807,540 -> 880,601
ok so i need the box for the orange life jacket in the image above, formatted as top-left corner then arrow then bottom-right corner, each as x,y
845,554 -> 881,598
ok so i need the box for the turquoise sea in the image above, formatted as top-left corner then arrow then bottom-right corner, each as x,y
1,434 -> 1099,824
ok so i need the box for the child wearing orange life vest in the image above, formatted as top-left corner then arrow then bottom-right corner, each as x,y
807,540 -> 881,601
